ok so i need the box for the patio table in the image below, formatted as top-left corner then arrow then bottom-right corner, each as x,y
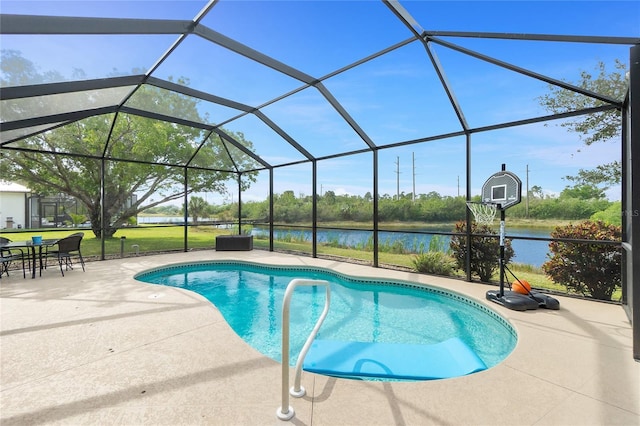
0,239 -> 58,279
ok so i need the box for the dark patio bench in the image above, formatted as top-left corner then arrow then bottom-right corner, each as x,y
215,235 -> 253,251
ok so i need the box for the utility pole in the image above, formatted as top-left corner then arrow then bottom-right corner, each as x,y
457,175 -> 460,197
395,156 -> 400,200
526,164 -> 529,218
412,152 -> 416,202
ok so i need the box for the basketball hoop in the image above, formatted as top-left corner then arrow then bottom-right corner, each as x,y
466,201 -> 497,225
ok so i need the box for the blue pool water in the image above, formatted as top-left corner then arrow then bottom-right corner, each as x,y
135,261 -> 517,374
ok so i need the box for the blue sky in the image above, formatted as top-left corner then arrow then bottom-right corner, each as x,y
2,1 -> 638,205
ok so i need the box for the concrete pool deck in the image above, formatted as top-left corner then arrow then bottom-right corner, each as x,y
1,250 -> 638,425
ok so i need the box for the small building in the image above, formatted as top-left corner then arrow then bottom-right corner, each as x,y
0,181 -> 30,230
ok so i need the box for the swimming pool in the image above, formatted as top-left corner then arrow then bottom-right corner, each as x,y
135,260 -> 517,378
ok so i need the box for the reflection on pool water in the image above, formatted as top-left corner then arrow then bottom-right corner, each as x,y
135,261 -> 517,376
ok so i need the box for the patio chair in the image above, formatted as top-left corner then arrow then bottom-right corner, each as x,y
45,232 -> 85,276
0,237 -> 28,279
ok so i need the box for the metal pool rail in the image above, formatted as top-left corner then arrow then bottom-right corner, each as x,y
277,278 -> 331,421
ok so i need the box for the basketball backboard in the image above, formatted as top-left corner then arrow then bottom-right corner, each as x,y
481,170 -> 522,209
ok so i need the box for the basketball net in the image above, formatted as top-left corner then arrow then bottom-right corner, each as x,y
466,201 -> 498,225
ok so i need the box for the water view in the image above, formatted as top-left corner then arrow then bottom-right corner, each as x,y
251,226 -> 551,267
137,216 -> 552,267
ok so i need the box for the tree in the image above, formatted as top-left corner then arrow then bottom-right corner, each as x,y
559,183 -> 606,200
188,196 -> 210,225
0,49 -> 65,86
323,190 -> 336,204
560,167 -> 619,201
1,50 -> 258,238
538,60 -> 628,187
565,165 -> 621,188
529,185 -> 544,199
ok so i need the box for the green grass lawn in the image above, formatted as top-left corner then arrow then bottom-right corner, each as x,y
1,226 -> 226,258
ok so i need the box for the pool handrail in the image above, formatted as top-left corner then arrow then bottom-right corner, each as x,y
277,278 -> 331,421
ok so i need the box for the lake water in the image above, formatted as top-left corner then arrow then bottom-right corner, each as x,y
138,216 -> 194,224
251,225 -> 551,267
137,216 -> 552,267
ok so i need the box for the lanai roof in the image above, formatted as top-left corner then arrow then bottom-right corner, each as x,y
1,0 -> 637,178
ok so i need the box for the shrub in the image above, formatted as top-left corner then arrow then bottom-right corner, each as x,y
70,213 -> 87,227
542,220 -> 621,300
427,235 -> 449,253
449,221 -> 514,282
412,251 -> 457,276
590,201 -> 621,226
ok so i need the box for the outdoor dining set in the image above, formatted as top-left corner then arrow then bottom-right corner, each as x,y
0,232 -> 85,279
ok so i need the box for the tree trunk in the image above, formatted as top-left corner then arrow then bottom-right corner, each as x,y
89,211 -> 101,238
89,209 -> 117,238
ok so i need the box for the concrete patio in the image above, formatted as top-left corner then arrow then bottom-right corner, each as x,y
1,250 -> 638,425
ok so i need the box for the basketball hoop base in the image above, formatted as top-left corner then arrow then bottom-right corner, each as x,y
486,290 -> 560,311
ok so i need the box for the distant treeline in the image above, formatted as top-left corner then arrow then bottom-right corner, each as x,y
147,190 -> 621,225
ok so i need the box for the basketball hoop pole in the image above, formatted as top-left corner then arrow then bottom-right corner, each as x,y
499,206 -> 506,297
498,163 -> 507,298
479,163 -> 522,305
